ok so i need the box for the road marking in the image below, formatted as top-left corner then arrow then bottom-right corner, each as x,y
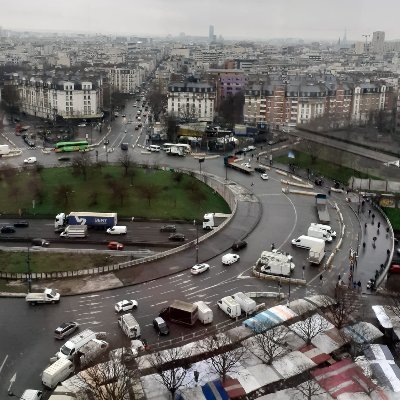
169,273 -> 184,279
146,284 -> 163,291
76,316 -> 95,321
79,302 -> 102,307
181,286 -> 198,293
8,372 -> 16,392
160,290 -> 174,295
177,280 -> 191,285
137,295 -> 152,301
0,355 -> 8,374
79,294 -> 100,299
151,301 -> 168,307
76,310 -> 102,316
185,277 -> 236,296
80,321 -> 102,326
102,294 -> 119,299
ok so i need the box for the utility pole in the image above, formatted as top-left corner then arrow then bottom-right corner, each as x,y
193,219 -> 199,263
26,245 -> 32,293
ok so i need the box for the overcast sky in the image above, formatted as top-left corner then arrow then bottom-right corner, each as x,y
2,0 -> 400,42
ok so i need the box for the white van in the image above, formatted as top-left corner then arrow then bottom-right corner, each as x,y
24,156 -> 37,164
291,235 -> 325,249
232,292 -> 257,315
118,313 -> 141,339
149,145 -> 161,152
57,329 -> 97,359
217,296 -> 241,318
193,301 -> 213,324
307,226 -> 332,242
19,390 -> 42,400
106,225 -> 127,235
42,358 -> 74,389
310,223 -> 337,238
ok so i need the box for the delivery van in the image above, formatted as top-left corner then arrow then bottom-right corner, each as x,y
217,296 -> 241,318
193,301 -> 213,324
291,235 -> 325,249
309,223 -> 337,237
19,390 -> 42,400
118,313 -> 141,339
57,329 -> 96,359
42,358 -> 74,389
232,292 -> 256,315
307,226 -> 332,242
106,225 -> 127,235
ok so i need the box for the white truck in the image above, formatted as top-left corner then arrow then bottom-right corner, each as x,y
26,288 -> 60,305
0,144 -> 10,155
307,226 -> 332,242
257,250 -> 295,277
193,301 -> 213,324
202,212 -> 231,230
57,329 -> 97,360
42,358 -> 74,389
217,296 -> 241,318
309,240 -> 326,264
232,292 -> 257,315
60,225 -> 88,238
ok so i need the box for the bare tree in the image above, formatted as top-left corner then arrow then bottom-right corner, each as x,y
8,183 -> 21,205
1,83 -> 21,118
119,152 -> 134,176
292,312 -> 331,345
245,325 -> 289,365
138,184 -> 159,206
110,181 -> 128,206
71,152 -> 92,180
388,294 -> 400,319
292,376 -> 327,400
200,333 -> 247,382
148,82 -> 167,122
54,184 -> 74,209
73,355 -> 139,400
148,347 -> 192,399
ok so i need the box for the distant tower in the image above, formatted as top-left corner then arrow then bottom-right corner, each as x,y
343,28 -> 347,46
371,31 -> 385,54
209,25 -> 214,42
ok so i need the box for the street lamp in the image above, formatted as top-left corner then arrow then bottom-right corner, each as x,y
193,219 -> 199,263
26,244 -> 32,293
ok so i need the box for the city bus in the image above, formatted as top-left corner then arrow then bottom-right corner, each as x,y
55,141 -> 89,153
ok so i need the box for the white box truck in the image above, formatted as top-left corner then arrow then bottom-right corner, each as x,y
307,226 -> 332,242
118,313 -> 141,339
56,329 -> 97,359
42,358 -> 74,389
217,296 -> 241,318
232,292 -> 257,315
193,301 -> 213,324
292,235 -> 325,249
60,225 -> 88,238
0,144 -> 10,155
18,390 -> 42,400
308,241 -> 326,264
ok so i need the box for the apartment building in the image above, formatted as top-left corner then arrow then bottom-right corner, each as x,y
108,67 -> 143,94
167,82 -> 215,122
7,73 -> 102,120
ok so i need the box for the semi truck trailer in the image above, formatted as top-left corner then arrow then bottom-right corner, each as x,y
55,212 -> 118,231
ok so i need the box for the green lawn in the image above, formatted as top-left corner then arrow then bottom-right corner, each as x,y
0,165 -> 230,220
274,151 -> 374,184
383,208 -> 400,231
0,251 -> 129,273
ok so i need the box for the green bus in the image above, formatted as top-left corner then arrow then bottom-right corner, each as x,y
55,140 -> 89,153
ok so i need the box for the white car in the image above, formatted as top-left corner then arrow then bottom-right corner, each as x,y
191,263 -> 210,275
241,162 -> 251,168
222,253 -> 240,265
78,123 -> 86,127
247,145 -> 256,151
24,157 -> 37,164
261,174 -> 269,180
115,299 -> 138,313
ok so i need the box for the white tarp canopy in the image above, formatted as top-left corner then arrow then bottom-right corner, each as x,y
272,351 -> 316,379
342,322 -> 384,344
372,305 -> 393,329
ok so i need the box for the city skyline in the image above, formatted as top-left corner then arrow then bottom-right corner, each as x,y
2,0 -> 400,41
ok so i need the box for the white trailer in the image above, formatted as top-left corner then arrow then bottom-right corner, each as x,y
193,301 -> 213,324
60,225 -> 88,238
308,241 -> 326,264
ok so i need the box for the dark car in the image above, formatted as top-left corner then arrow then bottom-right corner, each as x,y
54,321 -> 79,339
169,233 -> 185,242
32,238 -> 50,247
13,220 -> 29,228
1,225 -> 16,234
153,317 -> 169,335
58,156 -> 71,162
255,166 -> 267,173
23,136 -> 35,147
120,143 -> 129,151
231,240 -> 248,251
160,225 -> 176,232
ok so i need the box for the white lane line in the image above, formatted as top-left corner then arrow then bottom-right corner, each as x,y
147,284 -> 163,291
137,295 -> 152,301
184,277 -> 236,296
160,290 -> 175,295
75,316 -> 95,321
181,286 -> 199,293
102,294 -> 119,299
79,294 -> 100,299
176,280 -> 191,285
0,355 -> 8,374
76,311 -> 102,316
78,302 -> 102,306
169,273 -> 184,279
80,321 -> 103,326
151,301 -> 168,307
179,283 -> 198,289
64,309 -> 79,312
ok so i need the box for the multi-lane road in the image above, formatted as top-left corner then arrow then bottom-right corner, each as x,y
0,105 -> 362,397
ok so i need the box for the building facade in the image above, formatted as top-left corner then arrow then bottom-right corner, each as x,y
167,82 -> 216,122
108,67 -> 143,94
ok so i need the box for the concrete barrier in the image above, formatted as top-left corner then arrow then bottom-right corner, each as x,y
252,268 -> 307,286
281,179 -> 313,189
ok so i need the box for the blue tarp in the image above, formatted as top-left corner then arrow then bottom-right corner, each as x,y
202,380 -> 229,400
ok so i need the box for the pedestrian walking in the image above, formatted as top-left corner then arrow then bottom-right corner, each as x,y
357,280 -> 361,292
368,209 -> 371,217
373,236 -> 377,242
378,222 -> 381,228
372,213 -> 375,219
338,274 -> 341,281
271,243 -> 275,251
377,229 -> 380,235
320,274 -> 323,283
328,189 -> 331,196
363,242 -> 366,249
251,182 -> 254,187
364,223 -> 367,230
353,281 -> 357,290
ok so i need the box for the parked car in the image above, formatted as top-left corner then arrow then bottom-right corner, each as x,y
1,225 -> 16,234
191,263 -> 210,275
108,241 -> 124,250
13,220 -> 29,227
222,253 -> 240,265
58,156 -> 71,162
160,225 -> 176,232
169,233 -> 185,242
389,264 -> 400,274
261,174 -> 269,180
115,300 -> 138,313
247,145 -> 256,151
153,317 -> 169,335
32,238 -> 50,247
231,240 -> 247,251
120,143 -> 129,151
54,321 -> 79,340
